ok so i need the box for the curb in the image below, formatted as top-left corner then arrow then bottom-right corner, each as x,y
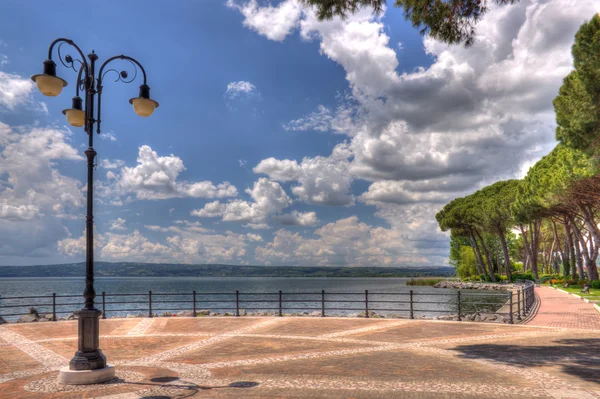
520,292 -> 540,324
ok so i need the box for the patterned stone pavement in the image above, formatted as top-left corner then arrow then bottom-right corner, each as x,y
526,287 -> 600,330
0,316 -> 598,399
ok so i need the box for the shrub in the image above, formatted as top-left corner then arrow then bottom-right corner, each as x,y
511,271 -> 534,282
591,280 -> 600,289
540,274 -> 562,284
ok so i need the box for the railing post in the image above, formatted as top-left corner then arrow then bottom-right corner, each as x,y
522,287 -> 526,316
457,290 -> 461,321
321,290 -> 325,317
365,290 -> 369,318
278,290 -> 283,317
509,292 -> 514,324
516,290 -> 521,321
409,290 -> 414,319
193,291 -> 197,317
52,293 -> 56,321
148,290 -> 153,318
235,290 -> 240,317
102,291 -> 106,319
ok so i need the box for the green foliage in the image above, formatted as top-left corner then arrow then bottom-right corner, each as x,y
513,145 -> 595,221
554,14 -> 600,154
591,280 -> 600,289
511,271 -> 534,282
301,0 -> 518,46
456,246 -> 479,278
449,231 -> 470,269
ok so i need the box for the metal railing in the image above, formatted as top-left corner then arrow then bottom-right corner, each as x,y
0,283 -> 535,324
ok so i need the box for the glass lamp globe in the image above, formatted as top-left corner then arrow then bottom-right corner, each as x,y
31,60 -> 67,97
64,109 -> 85,127
129,84 -> 159,117
34,75 -> 67,96
130,97 -> 158,117
62,96 -> 85,127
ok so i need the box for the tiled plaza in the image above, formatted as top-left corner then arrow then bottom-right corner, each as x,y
0,288 -> 598,398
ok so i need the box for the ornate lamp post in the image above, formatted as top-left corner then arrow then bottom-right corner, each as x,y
31,38 -> 158,385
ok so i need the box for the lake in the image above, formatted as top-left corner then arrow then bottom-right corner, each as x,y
0,277 -> 508,320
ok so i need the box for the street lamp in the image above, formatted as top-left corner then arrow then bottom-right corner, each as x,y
32,38 -> 159,385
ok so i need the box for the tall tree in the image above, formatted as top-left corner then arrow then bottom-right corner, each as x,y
554,14 -> 600,153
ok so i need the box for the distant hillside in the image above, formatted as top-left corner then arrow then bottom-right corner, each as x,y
0,262 -> 455,278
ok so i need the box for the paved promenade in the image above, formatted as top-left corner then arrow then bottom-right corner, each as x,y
0,290 -> 598,398
527,287 -> 600,330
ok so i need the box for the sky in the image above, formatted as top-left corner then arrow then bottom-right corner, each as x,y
0,0 -> 598,267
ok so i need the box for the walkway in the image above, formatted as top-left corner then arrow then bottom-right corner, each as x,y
527,286 -> 600,330
0,316 -> 599,398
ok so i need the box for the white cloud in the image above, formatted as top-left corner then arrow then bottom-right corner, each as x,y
254,144 -> 354,206
59,224 -> 251,264
100,132 -> 117,141
359,180 -> 456,205
231,0 -> 596,265
277,210 -> 319,226
246,233 -> 263,242
0,122 -> 84,221
0,204 -> 39,221
99,159 -> 125,169
227,0 -> 302,42
225,81 -> 258,99
109,218 -> 127,231
107,145 -> 238,200
0,71 -> 34,110
192,177 -> 294,228
255,216 -> 432,266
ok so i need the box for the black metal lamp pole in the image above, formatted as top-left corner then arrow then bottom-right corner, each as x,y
31,38 -> 158,373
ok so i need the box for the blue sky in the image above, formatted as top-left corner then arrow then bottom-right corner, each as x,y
0,0 -> 597,266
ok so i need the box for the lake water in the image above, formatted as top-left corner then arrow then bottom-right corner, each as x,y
0,277 -> 508,320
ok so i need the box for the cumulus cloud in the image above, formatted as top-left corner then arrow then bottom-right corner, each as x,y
192,177 -> 303,228
0,122 -> 84,221
59,224 -> 252,264
0,71 -> 34,110
227,0 -> 302,42
277,210 -> 319,226
254,144 -> 354,206
107,145 -> 238,201
256,216 -> 431,266
99,159 -> 125,169
229,0 -> 597,265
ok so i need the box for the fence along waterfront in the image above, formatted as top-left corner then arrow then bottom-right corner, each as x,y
0,281 -> 534,323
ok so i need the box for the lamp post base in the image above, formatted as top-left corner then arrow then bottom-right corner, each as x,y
58,365 -> 115,385
69,308 -> 107,371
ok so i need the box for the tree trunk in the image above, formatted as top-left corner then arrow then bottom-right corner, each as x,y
468,230 -> 486,278
565,220 -> 577,278
532,221 -> 541,280
522,222 -> 540,280
475,230 -> 496,282
498,227 -> 512,281
587,261 -> 599,281
553,219 -> 568,276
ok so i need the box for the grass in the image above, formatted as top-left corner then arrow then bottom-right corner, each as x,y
551,285 -> 600,299
406,277 -> 450,286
